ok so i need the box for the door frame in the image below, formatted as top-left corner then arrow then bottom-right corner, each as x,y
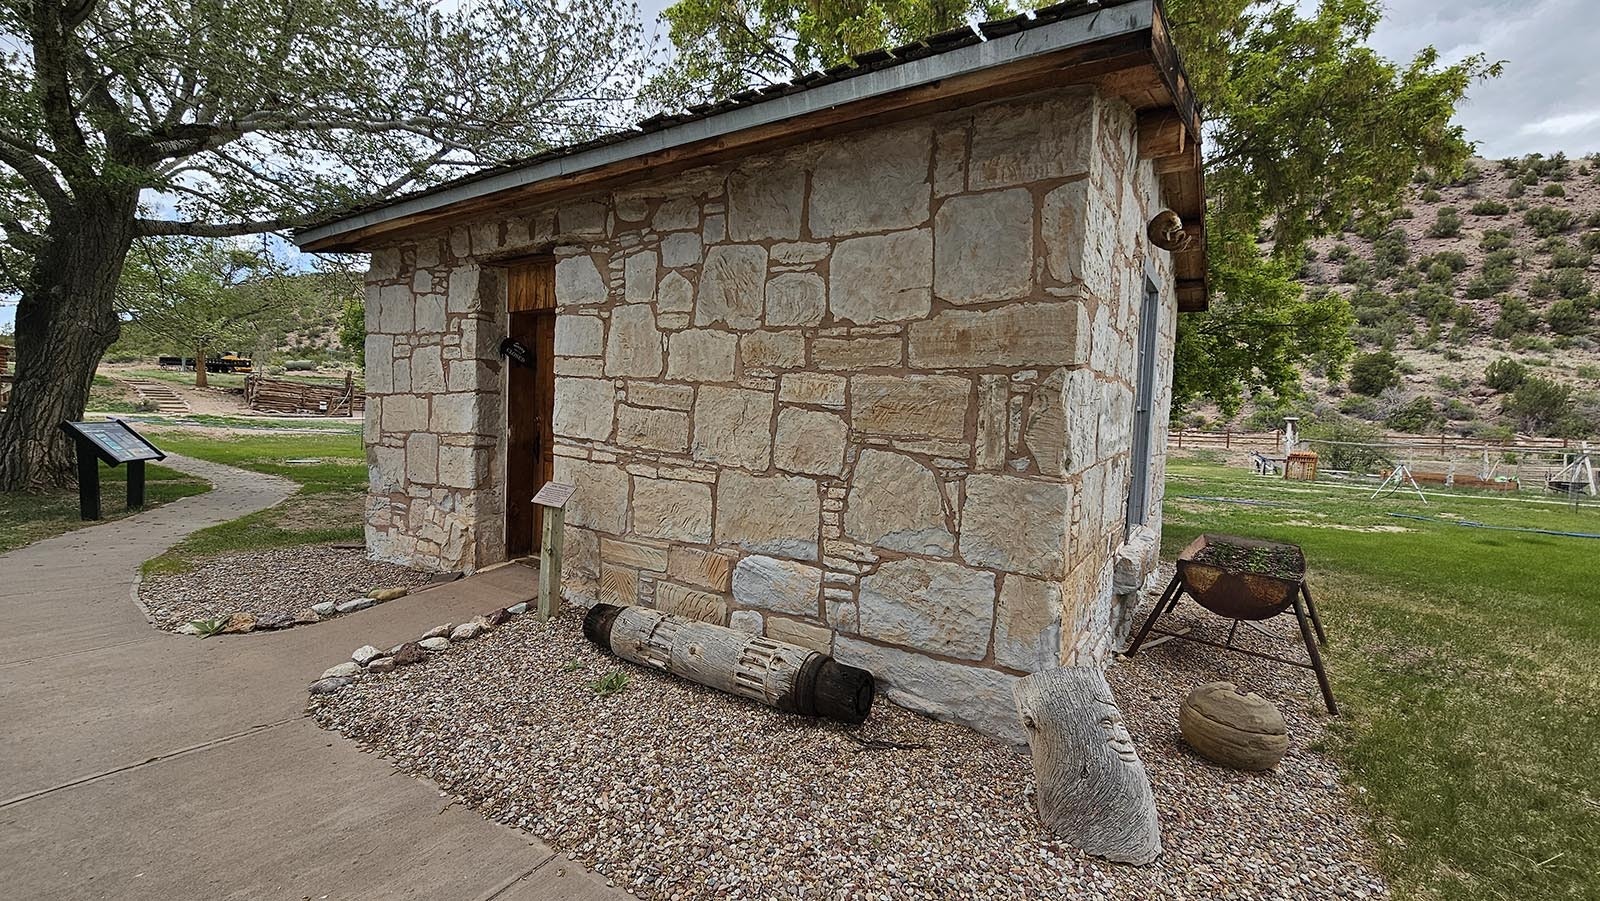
502,257 -> 557,559
1126,268 -> 1162,530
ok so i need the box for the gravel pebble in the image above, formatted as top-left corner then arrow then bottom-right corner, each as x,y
140,545 -> 432,633
313,571 -> 1387,901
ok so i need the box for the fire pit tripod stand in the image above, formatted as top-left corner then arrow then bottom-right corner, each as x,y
1124,534 -> 1337,714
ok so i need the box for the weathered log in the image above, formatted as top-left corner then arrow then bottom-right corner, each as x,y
584,603 -> 874,723
1012,667 -> 1162,865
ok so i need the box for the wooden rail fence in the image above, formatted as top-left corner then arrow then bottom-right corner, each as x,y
244,372 -> 363,416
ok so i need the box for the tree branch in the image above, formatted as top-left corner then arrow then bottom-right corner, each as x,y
134,215 -> 310,238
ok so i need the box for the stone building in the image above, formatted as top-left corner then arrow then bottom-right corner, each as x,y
297,0 -> 1206,739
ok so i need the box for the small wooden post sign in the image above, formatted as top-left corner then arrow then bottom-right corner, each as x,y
532,481 -> 575,621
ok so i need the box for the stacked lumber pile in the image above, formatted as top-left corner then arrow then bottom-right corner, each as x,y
245,373 -> 363,416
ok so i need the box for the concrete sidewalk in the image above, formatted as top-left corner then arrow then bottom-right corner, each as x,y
0,456 -> 621,900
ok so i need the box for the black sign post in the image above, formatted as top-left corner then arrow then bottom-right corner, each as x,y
59,419 -> 166,520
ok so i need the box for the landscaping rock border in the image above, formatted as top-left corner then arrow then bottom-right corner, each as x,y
306,601 -> 531,694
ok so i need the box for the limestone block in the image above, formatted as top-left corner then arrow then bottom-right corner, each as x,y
555,253 -> 608,306
731,555 -> 822,617
612,191 -> 652,224
1040,178 -> 1091,287
377,284 -> 412,333
616,404 -> 689,453
628,381 -> 695,411
697,244 -> 767,329
857,558 -> 995,661
559,201 -> 607,237
844,449 -> 953,555
429,393 -> 479,435
370,445 -> 405,491
812,336 -> 901,370
772,242 -> 828,265
405,432 -> 439,484
552,378 -> 616,442
654,197 -> 699,232
366,339 -> 394,393
600,537 -> 669,573
729,610 -> 763,634
908,303 -> 1087,369
934,188 -> 1034,305
850,374 -> 969,441
604,305 -> 664,378
727,166 -> 804,241
829,230 -> 932,324
667,329 -> 736,382
1179,682 -> 1290,771
632,476 -> 713,543
660,231 -> 702,270
715,471 -> 819,558
446,266 -> 482,315
779,372 -> 847,408
772,408 -> 847,478
554,315 -> 604,357
415,294 -> 446,332
1065,369 -> 1101,475
933,125 -> 968,196
764,616 -> 832,653
668,546 -> 735,592
995,575 -> 1063,671
1113,525 -> 1160,595
969,90 -> 1093,190
765,272 -> 826,327
624,251 -> 657,303
810,126 -> 932,237
369,247 -> 402,280
960,474 -> 1070,579
567,525 -> 601,578
833,635 -> 1023,743
658,271 -> 695,313
740,331 -> 805,371
656,581 -> 728,624
411,345 -> 445,392
600,565 -> 639,605
382,394 -> 429,433
692,387 -> 773,471
436,444 -> 485,490
976,374 -> 1007,470
1022,369 -> 1068,476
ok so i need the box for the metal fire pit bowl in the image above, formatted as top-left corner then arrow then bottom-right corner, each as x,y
1126,532 -> 1337,715
1175,534 -> 1306,621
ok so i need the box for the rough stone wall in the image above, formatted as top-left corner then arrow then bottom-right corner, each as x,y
361,85 -> 1177,741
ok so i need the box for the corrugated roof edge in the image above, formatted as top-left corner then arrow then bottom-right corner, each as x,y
296,0 -> 1171,251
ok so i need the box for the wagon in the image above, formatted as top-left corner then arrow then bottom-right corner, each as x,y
1125,533 -> 1337,714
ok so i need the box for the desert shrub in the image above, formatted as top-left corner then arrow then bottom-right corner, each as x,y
1547,299 -> 1592,336
1394,207 -> 1415,219
1386,395 -> 1443,432
1420,187 -> 1442,203
1543,183 -> 1567,197
1338,394 -> 1381,420
1577,364 -> 1600,379
1531,268 -> 1592,300
1480,228 -> 1515,251
1410,283 -> 1457,323
1581,231 -> 1600,253
1442,347 -> 1465,361
1349,350 -> 1402,396
1328,242 -> 1353,262
1339,257 -> 1374,285
1421,250 -> 1469,273
1484,356 -> 1528,391
1510,335 -> 1553,352
1504,375 -> 1573,434
1470,199 -> 1509,216
1426,206 -> 1462,238
1507,180 -> 1526,198
1466,264 -> 1518,299
1435,373 -> 1464,391
1492,297 -> 1539,338
1443,398 -> 1477,420
1525,205 -> 1575,238
1393,268 -> 1423,290
1302,416 -> 1390,473
1588,211 -> 1600,228
1450,305 -> 1476,343
1548,243 -> 1592,269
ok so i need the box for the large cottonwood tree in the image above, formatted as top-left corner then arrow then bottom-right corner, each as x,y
645,0 -> 1499,415
0,0 -> 640,489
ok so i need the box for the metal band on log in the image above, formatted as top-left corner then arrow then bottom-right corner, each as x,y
584,603 -> 875,723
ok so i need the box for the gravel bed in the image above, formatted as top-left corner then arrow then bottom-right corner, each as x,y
311,568 -> 1386,901
140,544 -> 434,632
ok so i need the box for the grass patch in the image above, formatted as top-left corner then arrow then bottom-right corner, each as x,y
0,462 -> 209,553
141,430 -> 366,574
1162,461 -> 1600,900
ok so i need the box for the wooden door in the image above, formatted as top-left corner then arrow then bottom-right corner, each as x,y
506,261 -> 556,557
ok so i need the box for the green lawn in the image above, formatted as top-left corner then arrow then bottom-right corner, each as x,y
0,462 -> 209,553
141,430 -> 366,574
1162,458 -> 1600,901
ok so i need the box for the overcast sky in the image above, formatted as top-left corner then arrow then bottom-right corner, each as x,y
0,0 -> 1592,332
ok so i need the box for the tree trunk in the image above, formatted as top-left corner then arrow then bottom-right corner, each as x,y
1013,667 -> 1163,865
0,192 -> 138,491
194,344 -> 208,388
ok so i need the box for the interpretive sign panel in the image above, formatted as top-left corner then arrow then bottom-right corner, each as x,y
59,419 -> 166,520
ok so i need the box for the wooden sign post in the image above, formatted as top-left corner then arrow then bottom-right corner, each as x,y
531,481 -> 575,622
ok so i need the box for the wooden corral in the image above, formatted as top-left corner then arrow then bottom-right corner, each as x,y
244,372 -> 363,416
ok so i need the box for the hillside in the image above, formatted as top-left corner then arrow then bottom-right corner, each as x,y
1210,153 -> 1600,440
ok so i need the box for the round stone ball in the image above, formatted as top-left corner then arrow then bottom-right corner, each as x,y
1179,681 -> 1289,771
